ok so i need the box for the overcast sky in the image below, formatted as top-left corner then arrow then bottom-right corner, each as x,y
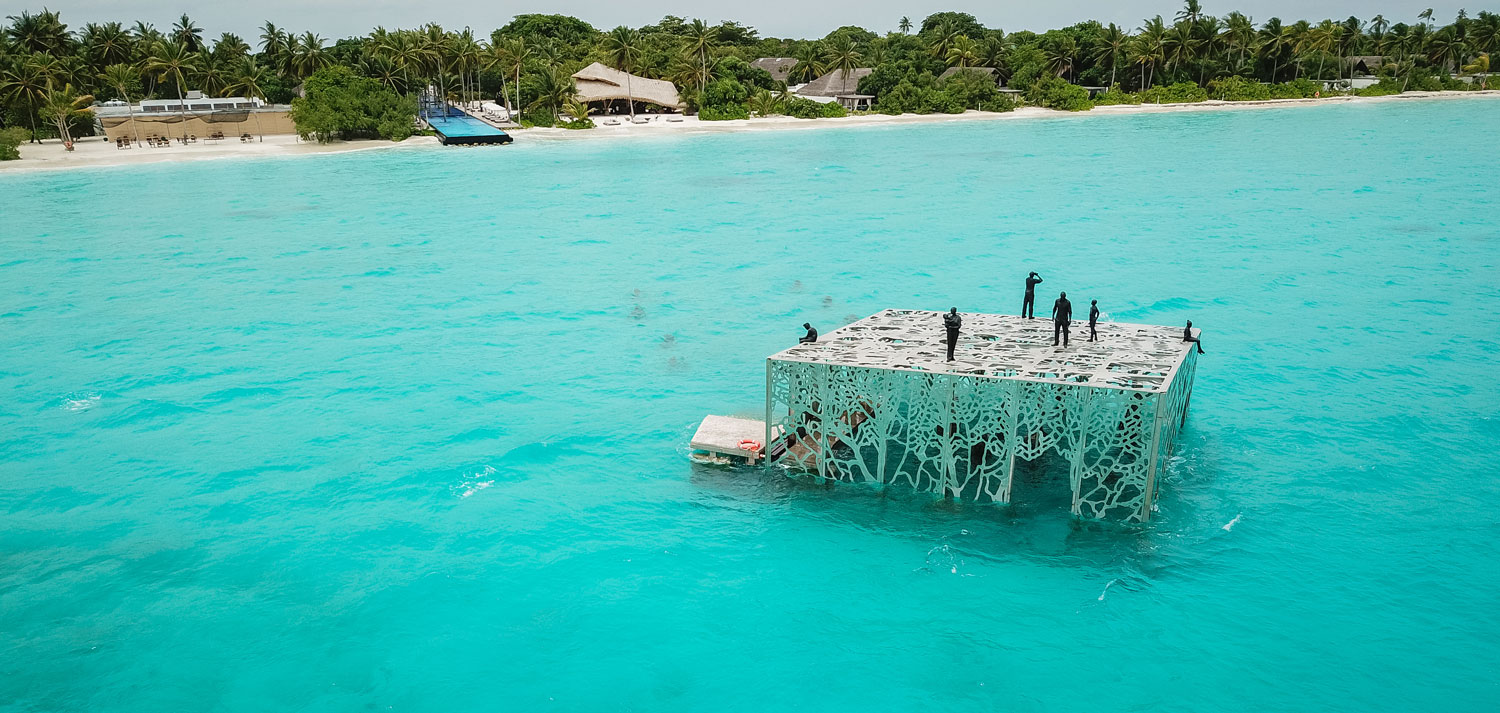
15,2 -> 1469,40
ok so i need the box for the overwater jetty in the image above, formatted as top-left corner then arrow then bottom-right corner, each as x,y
695,309 -> 1201,522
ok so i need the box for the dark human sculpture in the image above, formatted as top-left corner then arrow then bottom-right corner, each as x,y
1089,300 -> 1100,342
1183,320 -> 1205,354
799,323 -> 818,344
1052,292 -> 1072,347
1022,272 -> 1043,319
943,308 -> 962,361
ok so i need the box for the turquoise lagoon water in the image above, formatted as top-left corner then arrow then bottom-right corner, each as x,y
2,98 -> 1498,712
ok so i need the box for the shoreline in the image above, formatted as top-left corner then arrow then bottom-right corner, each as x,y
4,89 -> 1495,173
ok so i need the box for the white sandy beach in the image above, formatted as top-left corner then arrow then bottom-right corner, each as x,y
4,89 -> 1495,172
3,133 -> 439,172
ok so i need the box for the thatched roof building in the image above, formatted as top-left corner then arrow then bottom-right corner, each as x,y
1345,56 -> 1387,75
796,68 -> 874,97
939,67 -> 1002,85
751,57 -> 798,84
572,62 -> 684,109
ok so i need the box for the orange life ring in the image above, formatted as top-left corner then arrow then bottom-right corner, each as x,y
738,439 -> 762,452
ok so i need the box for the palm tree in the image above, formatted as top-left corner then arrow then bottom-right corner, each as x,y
82,22 -> 133,71
1427,27 -> 1467,73
1163,22 -> 1200,79
25,52 -> 69,89
1220,12 -> 1256,66
563,98 -> 592,124
1473,13 -> 1500,58
1259,18 -> 1293,82
362,54 -> 404,93
129,23 -> 163,93
455,28 -> 484,106
144,41 -> 199,140
528,65 -> 575,123
1095,24 -> 1130,87
826,35 -> 863,93
1419,9 -> 1435,25
1133,17 -> 1168,90
1301,21 -> 1337,80
0,60 -> 49,141
225,59 -> 270,140
490,36 -> 530,119
172,14 -> 204,52
899,17 -> 912,34
194,50 -> 230,95
100,63 -> 142,144
787,43 -> 825,84
290,32 -> 330,79
39,84 -> 93,147
684,19 -> 718,96
748,88 -> 782,116
214,33 -> 250,63
946,35 -> 979,68
386,33 -> 423,95
259,22 -> 288,62
1407,22 -> 1431,62
929,20 -> 962,59
601,26 -> 643,120
6,9 -> 71,55
1176,0 -> 1205,25
1462,53 -> 1490,87
979,33 -> 1014,79
1043,35 -> 1079,80
1337,18 -> 1363,87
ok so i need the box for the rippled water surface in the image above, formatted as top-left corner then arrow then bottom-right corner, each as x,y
3,99 -> 1499,712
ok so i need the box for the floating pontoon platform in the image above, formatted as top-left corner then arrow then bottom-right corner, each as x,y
690,415 -> 781,464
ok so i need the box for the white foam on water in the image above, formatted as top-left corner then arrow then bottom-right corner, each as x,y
60,392 -> 100,411
1223,513 -> 1243,531
1098,578 -> 1119,601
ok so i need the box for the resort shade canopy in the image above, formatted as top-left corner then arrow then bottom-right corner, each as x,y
750,57 -> 797,84
572,62 -> 684,109
796,68 -> 874,97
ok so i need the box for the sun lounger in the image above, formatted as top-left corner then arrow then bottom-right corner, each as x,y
603,119 -> 620,126
666,115 -> 684,122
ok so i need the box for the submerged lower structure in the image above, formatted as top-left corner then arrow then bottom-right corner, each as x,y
764,309 -> 1200,522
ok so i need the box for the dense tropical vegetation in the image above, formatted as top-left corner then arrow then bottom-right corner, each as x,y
0,4 -> 1495,148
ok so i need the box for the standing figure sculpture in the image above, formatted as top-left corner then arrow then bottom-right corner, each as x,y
1052,292 -> 1072,347
799,322 -> 818,344
1088,300 -> 1100,342
1022,272 -> 1044,319
1183,320 -> 1205,354
943,308 -> 962,361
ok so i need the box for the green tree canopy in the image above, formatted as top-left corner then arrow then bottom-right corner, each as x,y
289,64 -> 416,142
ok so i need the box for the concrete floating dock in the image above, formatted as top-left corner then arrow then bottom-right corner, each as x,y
690,415 -> 775,464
